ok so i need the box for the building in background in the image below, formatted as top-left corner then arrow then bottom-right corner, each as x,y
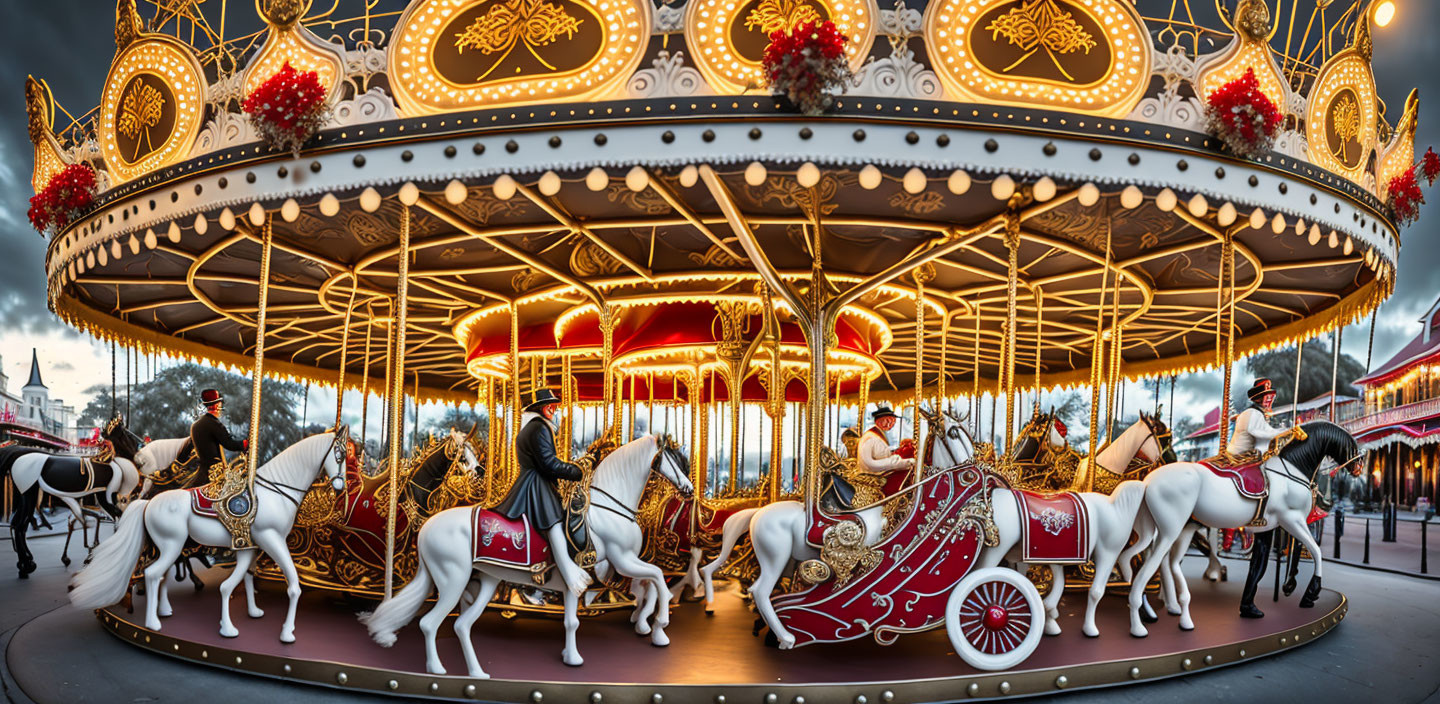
0,349 -> 76,449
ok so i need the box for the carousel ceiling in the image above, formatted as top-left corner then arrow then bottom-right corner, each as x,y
25,0 -> 1411,402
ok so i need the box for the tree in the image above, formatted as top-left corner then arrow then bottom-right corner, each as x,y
1234,339 -> 1365,408
422,406 -> 488,439
78,363 -> 305,463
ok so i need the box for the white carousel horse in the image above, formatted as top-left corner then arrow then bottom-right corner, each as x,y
976,414 -> 1168,638
360,434 -> 694,678
1124,421 -> 1359,637
69,428 -> 351,644
700,409 -> 974,649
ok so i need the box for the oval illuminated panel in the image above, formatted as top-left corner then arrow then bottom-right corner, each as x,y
97,37 -> 205,184
685,0 -> 876,95
241,24 -> 346,104
1196,1 -> 1286,112
923,0 -> 1151,118
388,0 -> 650,115
1306,57 -> 1376,183
1378,89 -> 1419,199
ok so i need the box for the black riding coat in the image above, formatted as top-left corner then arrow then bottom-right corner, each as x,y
190,412 -> 244,471
494,415 -> 582,530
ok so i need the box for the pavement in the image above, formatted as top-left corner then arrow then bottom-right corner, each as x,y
1,531 -> 1438,703
1319,512 -> 1439,579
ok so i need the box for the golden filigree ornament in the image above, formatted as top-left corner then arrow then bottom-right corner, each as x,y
684,0 -> 874,95
241,0 -> 345,105
1305,17 -> 1377,184
923,0 -> 1151,118
97,2 -> 205,184
24,76 -> 68,196
1378,89 -> 1421,201
388,0 -> 649,115
819,519 -> 881,586
1196,0 -> 1288,116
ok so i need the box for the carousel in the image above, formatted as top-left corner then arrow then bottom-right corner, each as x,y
23,0 -> 1415,700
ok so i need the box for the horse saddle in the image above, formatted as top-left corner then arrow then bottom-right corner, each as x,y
1198,455 -> 1268,500
189,485 -> 254,520
1014,490 -> 1089,564
471,507 -> 552,584
40,456 -> 113,494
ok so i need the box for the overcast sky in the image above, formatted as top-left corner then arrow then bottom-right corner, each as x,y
0,1 -> 1437,442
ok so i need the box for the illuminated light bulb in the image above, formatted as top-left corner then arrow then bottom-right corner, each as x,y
905,168 -> 929,195
1078,183 -> 1100,207
626,166 -> 649,192
493,175 -> 517,200
1119,185 -> 1142,209
1295,219 -> 1305,236
144,228 -> 158,250
1343,236 -> 1354,256
1328,230 -> 1339,249
444,180 -> 468,205
586,168 -> 610,191
948,170 -> 971,195
1187,193 -> 1208,217
247,202 -> 266,226
219,207 -> 236,231
128,234 -> 140,255
194,214 -> 209,235
359,187 -> 382,212
1308,224 -> 1321,246
167,221 -> 181,243
1034,177 -> 1057,202
1374,1 -> 1395,27
398,182 -> 420,206
539,171 -> 562,196
859,165 -> 882,190
743,162 -> 767,187
110,240 -> 121,259
1217,202 -> 1237,227
1249,208 -> 1266,230
1156,188 -> 1177,212
797,162 -> 820,189
97,246 -> 108,267
990,174 -> 1015,200
86,250 -> 95,269
678,165 -> 698,189
281,198 -> 301,222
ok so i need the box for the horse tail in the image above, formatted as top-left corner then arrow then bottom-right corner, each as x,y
359,554 -> 431,647
69,499 -> 149,609
702,507 -> 758,576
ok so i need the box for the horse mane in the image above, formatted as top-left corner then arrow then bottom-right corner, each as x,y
257,431 -> 334,483
595,435 -> 655,479
1279,421 -> 1357,478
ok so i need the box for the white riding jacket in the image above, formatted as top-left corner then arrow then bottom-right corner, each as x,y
1226,407 -> 1284,456
859,427 -> 913,474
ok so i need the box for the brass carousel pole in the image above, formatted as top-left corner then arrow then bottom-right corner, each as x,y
335,283 -> 357,428
1033,288 -> 1043,411
688,366 -> 704,499
560,355 -> 573,461
600,306 -> 616,439
972,309 -> 982,438
243,215 -> 275,528
1086,223 -> 1114,481
913,267 -> 928,480
509,302 -> 521,481
383,204 -> 411,599
1217,230 -> 1237,449
1002,199 -> 1021,453
360,300 -> 374,450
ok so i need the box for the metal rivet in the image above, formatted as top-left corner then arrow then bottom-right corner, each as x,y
1215,167 -> 1226,178
936,134 -> 950,147
474,142 -> 487,154
1334,203 -> 1341,213
1279,183 -> 1289,194
853,129 -> 866,142
800,127 -> 813,139
1042,142 -> 1057,156
1280,637 -> 1288,644
662,131 -> 675,143
967,683 -> 980,696
652,695 -> 663,704
1129,667 -> 1141,679
388,680 -> 399,691
336,672 -> 348,685
1310,194 -> 1318,205
794,697 -> 805,704
905,131 -> 919,144
443,145 -> 457,158
400,150 -> 413,162
702,130 -> 715,142
506,140 -> 519,153
1128,153 -> 1140,165
353,155 -> 366,167
283,664 -> 291,674
235,656 -> 243,665
309,161 -> 321,173
1177,159 -> 1188,171
1249,175 -> 1259,186
201,650 -> 208,659
530,691 -> 542,702
985,139 -> 999,152
1204,655 -> 1214,665
590,692 -> 603,703
1089,148 -> 1102,160
1055,676 -> 1068,689
1239,649 -> 1248,658
855,696 -> 868,704
549,136 -> 562,148
217,177 -> 228,189
430,683 -> 440,693
999,682 -> 1011,694
464,684 -> 476,698
715,696 -> 726,704
882,692 -> 895,702
749,128 -> 762,140
173,644 -> 180,652
766,694 -> 778,704
1182,658 -> 1192,670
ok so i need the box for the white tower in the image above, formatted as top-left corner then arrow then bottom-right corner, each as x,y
21,349 -> 48,425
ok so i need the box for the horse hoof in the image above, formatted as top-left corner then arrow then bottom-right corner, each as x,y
1044,621 -> 1062,636
61,557 -> 71,567
1179,620 -> 1194,631
248,608 -> 265,619
704,608 -> 715,616
219,626 -> 239,638
777,635 -> 796,650
634,624 -> 651,636
16,571 -> 28,580
158,607 -> 173,618
562,650 -> 584,667
1130,627 -> 1149,638
651,632 -> 670,647
1083,627 -> 1100,638
1140,610 -> 1159,624
1166,607 -> 1182,616
280,632 -> 296,644
1283,580 -> 1297,597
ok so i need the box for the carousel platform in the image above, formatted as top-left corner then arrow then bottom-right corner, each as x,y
96,565 -> 1345,703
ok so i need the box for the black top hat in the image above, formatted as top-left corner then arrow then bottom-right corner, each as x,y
199,388 -> 224,407
523,388 -> 563,412
871,406 -> 898,421
1247,378 -> 1276,403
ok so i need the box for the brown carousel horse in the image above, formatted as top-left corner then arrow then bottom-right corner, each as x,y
252,426 -> 483,597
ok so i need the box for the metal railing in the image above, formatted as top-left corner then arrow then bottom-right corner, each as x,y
1343,396 -> 1440,434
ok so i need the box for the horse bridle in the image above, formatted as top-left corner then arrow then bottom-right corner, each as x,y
586,436 -> 689,524
254,428 -> 350,509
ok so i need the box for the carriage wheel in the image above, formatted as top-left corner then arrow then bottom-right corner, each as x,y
945,567 -> 1044,671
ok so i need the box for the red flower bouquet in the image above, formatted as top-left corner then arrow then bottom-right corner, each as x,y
761,20 -> 853,116
1387,165 -> 1425,225
1204,68 -> 1284,159
243,62 -> 329,156
1422,146 -> 1440,186
28,162 -> 97,236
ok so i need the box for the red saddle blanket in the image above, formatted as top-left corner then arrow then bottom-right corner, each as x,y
189,488 -> 217,518
470,507 -> 551,570
1198,460 -> 1267,499
1015,490 -> 1089,564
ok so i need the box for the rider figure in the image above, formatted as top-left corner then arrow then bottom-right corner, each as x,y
492,388 -> 592,595
1227,378 -> 1283,460
190,389 -> 246,475
860,406 -> 915,475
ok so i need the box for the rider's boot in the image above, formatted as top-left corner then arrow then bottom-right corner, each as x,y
547,524 -> 592,596
1238,532 -> 1272,618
